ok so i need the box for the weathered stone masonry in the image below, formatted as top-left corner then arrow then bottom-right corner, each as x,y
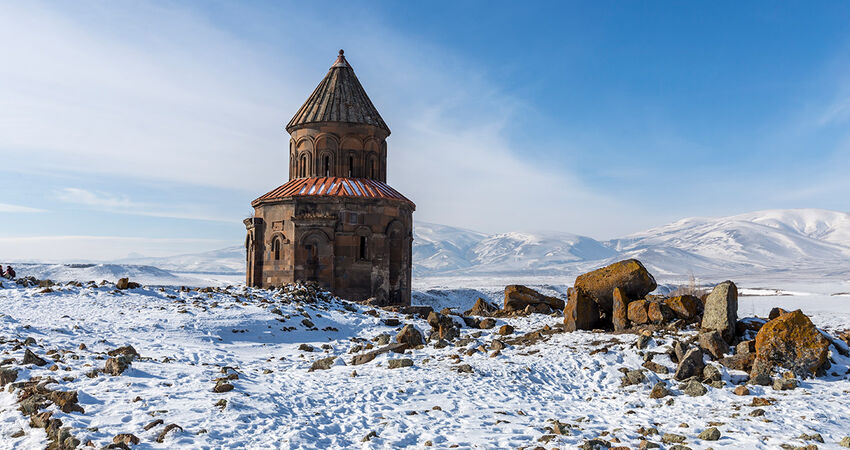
246,50 -> 415,305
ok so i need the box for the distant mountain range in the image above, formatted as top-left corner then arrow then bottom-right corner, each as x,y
115,209 -> 850,279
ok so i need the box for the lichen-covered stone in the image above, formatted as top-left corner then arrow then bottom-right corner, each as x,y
701,281 -> 738,343
612,287 -> 630,331
504,285 -> 564,312
698,330 -> 729,360
563,288 -> 599,332
627,300 -> 650,325
751,309 -> 830,379
648,302 -> 675,324
665,295 -> 701,320
573,259 -> 657,314
395,324 -> 424,347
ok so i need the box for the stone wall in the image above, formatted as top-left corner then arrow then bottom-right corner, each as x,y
288,122 -> 388,182
246,195 -> 413,305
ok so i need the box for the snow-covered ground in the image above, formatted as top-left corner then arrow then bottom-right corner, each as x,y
1,278 -> 849,449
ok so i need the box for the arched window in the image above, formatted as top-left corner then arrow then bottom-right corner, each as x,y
324,155 -> 330,177
272,237 -> 281,261
348,155 -> 354,178
359,235 -> 367,260
299,154 -> 307,177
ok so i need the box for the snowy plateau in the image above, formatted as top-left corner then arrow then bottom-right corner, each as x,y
1,208 -> 850,449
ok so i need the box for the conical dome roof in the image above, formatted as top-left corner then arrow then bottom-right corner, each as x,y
286,50 -> 390,134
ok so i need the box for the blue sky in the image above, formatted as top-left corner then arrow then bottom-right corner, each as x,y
2,1 -> 850,261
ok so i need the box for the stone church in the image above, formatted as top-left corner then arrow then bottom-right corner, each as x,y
245,50 -> 415,305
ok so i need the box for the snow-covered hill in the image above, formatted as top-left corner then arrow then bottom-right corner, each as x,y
18,209 -> 845,282
114,246 -> 245,274
413,209 -> 850,278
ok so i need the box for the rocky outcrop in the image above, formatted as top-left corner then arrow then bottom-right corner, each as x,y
648,302 -> 674,324
503,285 -> 564,313
751,309 -> 831,379
563,288 -> 599,332
701,281 -> 738,343
612,287 -> 629,331
665,295 -> 701,320
573,259 -> 657,314
627,300 -> 650,325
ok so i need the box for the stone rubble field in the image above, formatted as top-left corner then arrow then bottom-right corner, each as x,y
0,266 -> 849,449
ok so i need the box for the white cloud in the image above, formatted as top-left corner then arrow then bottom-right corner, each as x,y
0,203 -> 45,213
54,187 -> 234,222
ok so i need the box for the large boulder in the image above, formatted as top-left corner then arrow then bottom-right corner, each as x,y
573,259 -> 657,314
665,295 -> 701,320
612,287 -> 629,331
698,330 -> 730,360
627,300 -> 650,325
701,281 -> 738,343
503,285 -> 564,312
464,298 -> 497,317
563,288 -> 599,332
751,310 -> 831,379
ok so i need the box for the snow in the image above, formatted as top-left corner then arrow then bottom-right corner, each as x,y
1,278 -> 849,449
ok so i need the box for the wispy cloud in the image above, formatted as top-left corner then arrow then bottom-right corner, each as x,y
55,188 -> 234,223
0,203 -> 45,213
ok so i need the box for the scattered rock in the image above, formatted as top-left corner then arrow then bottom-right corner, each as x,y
682,380 -> 708,396
703,364 -> 722,383
113,433 -> 140,445
751,309 -> 830,379
649,381 -> 670,399
580,439 -> 611,449
301,318 -> 315,328
479,318 -> 496,329
362,431 -> 378,442
427,312 -> 461,341
701,281 -> 738,343
798,433 -> 824,443
213,380 -> 234,393
308,356 -> 338,372
498,324 -> 514,336
636,332 -> 652,350
156,423 -> 183,443
298,344 -> 314,352
574,259 -> 657,314
621,369 -> 646,387
839,437 -> 850,448
699,427 -> 721,441
107,346 -> 139,358
661,433 -> 686,444
455,364 -> 473,373
698,330 -> 729,360
772,377 -> 797,391
395,325 -> 424,347
674,348 -> 705,381
144,419 -> 164,431
642,360 -> 669,374
23,349 -> 48,366
387,359 -> 413,369
103,356 -> 132,376
503,285 -> 565,312
719,353 -> 755,373
564,288 -> 600,331
734,385 -> 750,396
0,368 -> 18,386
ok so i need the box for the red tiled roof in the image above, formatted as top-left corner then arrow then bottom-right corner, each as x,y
252,177 -> 414,207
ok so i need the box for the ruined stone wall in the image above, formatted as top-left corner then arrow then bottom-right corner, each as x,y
247,196 -> 413,305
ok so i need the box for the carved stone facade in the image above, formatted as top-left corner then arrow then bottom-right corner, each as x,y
245,50 -> 415,305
